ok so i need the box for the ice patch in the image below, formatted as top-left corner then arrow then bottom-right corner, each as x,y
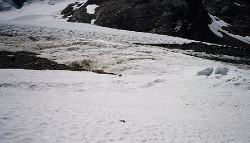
208,14 -> 229,37
86,4 -> 98,14
234,2 -> 242,6
91,19 -> 96,24
0,0 -> 85,21
208,14 -> 250,44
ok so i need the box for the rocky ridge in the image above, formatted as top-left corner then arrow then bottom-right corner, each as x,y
61,0 -> 250,48
3,0 -> 250,48
62,0 -> 216,42
203,0 -> 250,37
95,0 -> 214,41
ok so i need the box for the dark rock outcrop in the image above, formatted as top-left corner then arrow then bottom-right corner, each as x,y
0,2 -> 12,11
0,51 -> 72,70
61,2 -> 92,23
12,0 -> 26,8
61,1 -> 100,23
203,0 -> 250,37
92,0 -> 250,47
60,0 -> 249,47
0,0 -> 18,10
94,0 -> 216,43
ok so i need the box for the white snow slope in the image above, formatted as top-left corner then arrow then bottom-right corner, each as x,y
0,1 -> 250,143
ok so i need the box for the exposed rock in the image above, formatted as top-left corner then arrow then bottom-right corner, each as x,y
68,7 -> 91,23
0,0 -> 15,11
0,51 -> 72,70
12,0 -> 26,8
92,0 -> 250,47
84,0 -> 105,5
12,0 -> 64,8
61,2 -> 80,18
145,42 -> 250,65
10,0 -> 250,48
203,0 -> 250,37
61,1 -> 100,23
0,51 -> 117,74
94,0 -> 215,42
61,0 -> 249,47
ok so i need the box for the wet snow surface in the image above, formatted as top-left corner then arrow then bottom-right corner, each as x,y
1,1 -> 250,143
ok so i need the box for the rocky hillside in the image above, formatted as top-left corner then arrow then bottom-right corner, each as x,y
0,0 -> 16,10
203,0 -> 250,37
6,0 -> 64,8
61,0 -> 250,48
4,0 -> 250,48
95,0 -> 215,42
62,0 -> 216,42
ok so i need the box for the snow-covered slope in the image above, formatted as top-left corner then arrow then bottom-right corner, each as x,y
0,0 -> 87,21
0,1 -> 250,143
1,63 -> 250,142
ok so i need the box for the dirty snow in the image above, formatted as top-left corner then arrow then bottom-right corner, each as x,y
0,1 -> 250,143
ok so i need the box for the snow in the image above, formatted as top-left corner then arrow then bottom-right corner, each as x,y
0,0 -> 87,21
0,21 -> 195,45
72,4 -> 79,10
234,2 -> 242,6
91,19 -> 95,24
208,14 -> 250,44
0,0 -> 194,45
197,67 -> 214,76
0,1 -> 250,143
208,14 -> 229,37
1,64 -> 250,142
86,4 -> 98,14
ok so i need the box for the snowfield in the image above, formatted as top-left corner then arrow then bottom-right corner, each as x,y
0,67 -> 250,143
0,0 -> 250,143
